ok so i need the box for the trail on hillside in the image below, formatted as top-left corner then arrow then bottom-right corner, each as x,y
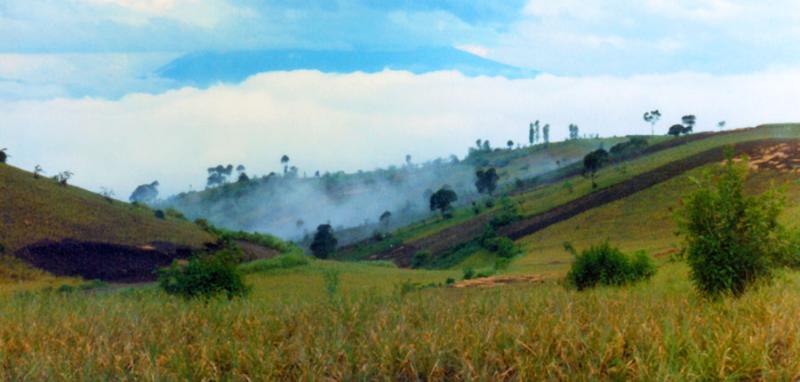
371,139 -> 798,267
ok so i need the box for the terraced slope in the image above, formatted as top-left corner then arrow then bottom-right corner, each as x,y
359,124 -> 800,266
0,164 -> 215,281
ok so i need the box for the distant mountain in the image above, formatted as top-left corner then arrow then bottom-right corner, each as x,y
157,48 -> 537,86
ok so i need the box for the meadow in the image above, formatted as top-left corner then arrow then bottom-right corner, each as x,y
1,262 -> 800,380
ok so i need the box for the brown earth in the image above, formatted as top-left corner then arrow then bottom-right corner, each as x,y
452,273 -> 553,288
372,139 -> 800,267
236,240 -> 281,262
12,240 -> 197,282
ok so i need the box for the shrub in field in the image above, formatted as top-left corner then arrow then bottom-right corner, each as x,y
158,250 -> 250,300
676,151 -> 785,297
412,251 -> 431,268
566,242 -> 656,290
483,237 -> 518,258
310,224 -> 338,259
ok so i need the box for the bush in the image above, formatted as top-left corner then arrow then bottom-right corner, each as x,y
165,208 -> 187,221
566,242 -> 656,290
154,210 -> 166,220
462,268 -> 475,280
483,237 -> 518,258
412,251 -> 431,268
677,151 -> 785,297
158,250 -> 250,300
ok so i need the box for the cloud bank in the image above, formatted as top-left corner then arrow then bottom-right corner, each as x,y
3,69 -> 799,198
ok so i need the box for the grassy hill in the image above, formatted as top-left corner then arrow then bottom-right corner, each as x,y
0,164 -> 215,283
340,125 -> 800,267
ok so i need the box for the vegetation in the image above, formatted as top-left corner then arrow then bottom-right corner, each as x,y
429,187 -> 458,217
158,250 -> 250,300
565,241 -> 656,290
238,253 -> 310,274
583,148 -> 609,189
129,181 -> 159,204
310,224 -> 338,259
677,151 -> 786,297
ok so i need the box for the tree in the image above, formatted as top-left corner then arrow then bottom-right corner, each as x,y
130,181 -> 160,204
676,150 -> 784,297
310,224 -> 338,259
379,210 -> 392,229
55,171 -> 73,186
206,165 -> 233,188
643,109 -> 662,136
718,120 -> 726,130
429,187 -> 458,217
237,172 -> 250,183
0,148 -> 6,164
568,124 -> 580,140
33,165 -> 44,179
583,149 -> 609,189
542,124 -> 550,146
281,155 -> 290,174
482,140 -> 491,152
475,139 -> 482,150
475,168 -> 499,195
681,115 -> 696,134
528,123 -> 534,146
668,124 -> 685,137
405,154 -> 412,167
506,140 -> 514,150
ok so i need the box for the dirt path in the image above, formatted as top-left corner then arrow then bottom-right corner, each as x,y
373,138 -> 799,267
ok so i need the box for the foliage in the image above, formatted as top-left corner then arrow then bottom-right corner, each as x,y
583,149 -> 609,189
154,210 -> 166,220
676,152 -> 785,297
310,224 -> 338,259
322,269 -> 340,297
462,267 -> 475,280
609,137 -> 648,160
412,251 -> 431,268
0,148 -> 6,164
129,181 -> 159,204
474,168 -> 499,195
489,197 -> 522,229
429,187 -> 458,216
483,237 -> 518,258
238,253 -> 310,274
566,242 -> 656,290
158,250 -> 251,300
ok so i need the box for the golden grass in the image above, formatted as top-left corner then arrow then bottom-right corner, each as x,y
1,264 -> 800,380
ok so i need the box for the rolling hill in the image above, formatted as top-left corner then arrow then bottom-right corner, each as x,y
0,164 -> 215,281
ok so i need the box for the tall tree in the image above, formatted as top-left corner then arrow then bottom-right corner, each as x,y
643,109 -> 662,136
475,168 -> 500,195
281,155 -> 290,174
542,124 -> 550,146
528,123 -> 534,146
568,124 -> 580,140
681,115 -> 696,134
310,224 -> 338,259
429,187 -> 458,217
507,140 -> 514,150
583,149 -> 609,189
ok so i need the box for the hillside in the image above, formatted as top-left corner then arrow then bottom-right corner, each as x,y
0,164 -> 215,281
162,136 -> 628,244
340,124 -> 800,267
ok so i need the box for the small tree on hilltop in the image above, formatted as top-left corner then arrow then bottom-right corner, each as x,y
542,124 -> 550,146
130,181 -> 160,204
310,224 -> 338,259
430,187 -> 458,218
643,109 -> 662,136
676,149 -> 785,297
507,140 -> 514,150
681,115 -> 696,134
583,149 -> 609,189
281,155 -> 290,174
668,124 -> 684,137
0,148 -> 7,164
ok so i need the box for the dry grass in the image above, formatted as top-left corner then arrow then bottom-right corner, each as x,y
1,264 -> 800,380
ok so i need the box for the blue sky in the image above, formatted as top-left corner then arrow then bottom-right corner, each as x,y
3,0 -> 800,196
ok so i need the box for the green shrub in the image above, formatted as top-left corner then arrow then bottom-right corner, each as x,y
412,251 -> 431,268
154,210 -> 166,220
566,242 -> 656,290
462,268 -> 475,280
445,277 -> 455,285
238,253 -> 310,274
165,208 -> 187,221
322,269 -> 340,297
489,198 -> 522,229
676,151 -> 785,297
158,250 -> 250,300
483,237 -> 518,258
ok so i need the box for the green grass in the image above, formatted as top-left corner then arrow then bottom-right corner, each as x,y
0,164 -> 214,256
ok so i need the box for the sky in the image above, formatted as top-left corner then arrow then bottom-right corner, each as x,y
3,0 -> 800,197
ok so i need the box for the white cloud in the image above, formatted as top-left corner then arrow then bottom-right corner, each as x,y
2,69 -> 800,198
455,44 -> 490,57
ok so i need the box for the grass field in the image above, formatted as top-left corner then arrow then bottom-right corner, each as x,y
0,164 -> 213,256
2,262 -> 800,380
4,128 -> 800,380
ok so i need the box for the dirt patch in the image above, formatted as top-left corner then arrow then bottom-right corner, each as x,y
13,240 -> 196,282
739,142 -> 800,172
452,273 -> 553,288
236,240 -> 280,262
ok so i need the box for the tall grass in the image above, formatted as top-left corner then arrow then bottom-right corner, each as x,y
1,264 -> 799,380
